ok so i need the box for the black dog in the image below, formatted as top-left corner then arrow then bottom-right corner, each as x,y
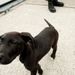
0,19 -> 59,75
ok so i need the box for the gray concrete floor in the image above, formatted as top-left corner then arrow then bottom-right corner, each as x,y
0,0 -> 75,75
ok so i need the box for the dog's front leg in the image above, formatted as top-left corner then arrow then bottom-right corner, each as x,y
31,69 -> 37,75
30,64 -> 43,75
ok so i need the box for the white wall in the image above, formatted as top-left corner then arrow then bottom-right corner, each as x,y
0,0 -> 11,5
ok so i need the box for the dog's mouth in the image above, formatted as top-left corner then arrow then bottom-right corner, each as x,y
0,59 -> 12,65
0,54 -> 16,65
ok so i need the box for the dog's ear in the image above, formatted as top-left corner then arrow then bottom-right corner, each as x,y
20,32 -> 34,63
21,32 -> 34,43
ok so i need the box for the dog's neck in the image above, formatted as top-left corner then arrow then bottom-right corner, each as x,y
19,42 -> 34,63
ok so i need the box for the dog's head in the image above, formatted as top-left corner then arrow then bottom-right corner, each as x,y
0,32 -> 34,64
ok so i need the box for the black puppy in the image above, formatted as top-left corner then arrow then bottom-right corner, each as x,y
0,19 -> 59,75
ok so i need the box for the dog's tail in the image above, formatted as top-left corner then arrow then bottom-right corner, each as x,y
44,19 -> 53,27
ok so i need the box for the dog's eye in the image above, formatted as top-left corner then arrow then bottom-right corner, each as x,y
9,40 -> 18,46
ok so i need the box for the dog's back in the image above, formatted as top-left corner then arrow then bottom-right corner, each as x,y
34,19 -> 59,61
34,19 -> 58,47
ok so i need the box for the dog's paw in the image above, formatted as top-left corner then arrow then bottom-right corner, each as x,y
38,68 -> 43,75
51,54 -> 55,59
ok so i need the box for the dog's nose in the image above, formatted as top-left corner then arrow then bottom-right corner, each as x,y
0,53 -> 4,61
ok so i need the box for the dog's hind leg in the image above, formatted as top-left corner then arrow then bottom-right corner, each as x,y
51,42 -> 57,59
37,64 -> 43,75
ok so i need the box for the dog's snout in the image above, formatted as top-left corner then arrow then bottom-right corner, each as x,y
0,53 -> 4,61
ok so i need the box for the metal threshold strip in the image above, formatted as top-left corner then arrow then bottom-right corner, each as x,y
0,0 -> 25,14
